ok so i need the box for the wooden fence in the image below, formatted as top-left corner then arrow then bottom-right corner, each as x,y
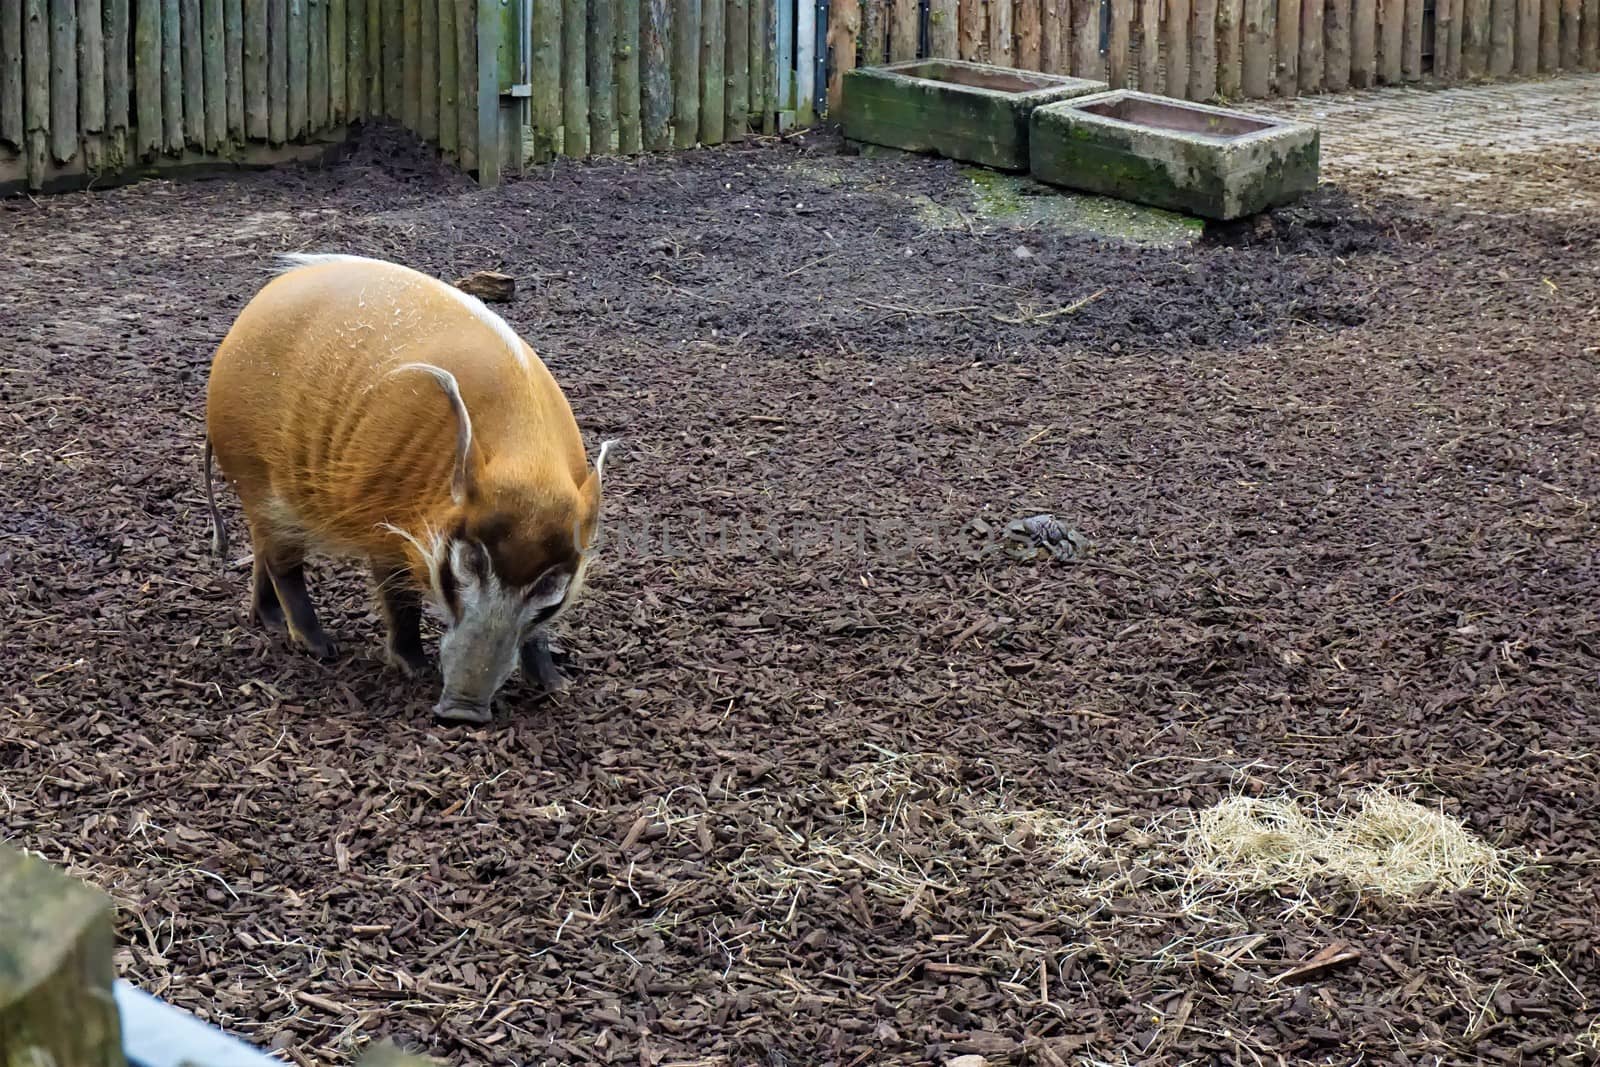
0,0 -> 512,193
822,0 -> 1600,107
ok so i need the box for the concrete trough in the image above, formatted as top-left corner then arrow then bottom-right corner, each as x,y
1029,90 -> 1320,220
842,59 -> 1108,172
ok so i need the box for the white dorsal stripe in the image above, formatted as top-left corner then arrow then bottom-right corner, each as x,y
272,252 -> 528,370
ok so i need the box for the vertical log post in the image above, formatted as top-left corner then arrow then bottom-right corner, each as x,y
455,0 -> 475,165
0,0 -> 20,149
531,0 -> 563,155
1215,0 -> 1241,95
1168,0 -> 1193,92
269,0 -> 286,138
565,0 -> 590,152
162,0 -> 183,150
1019,0 -> 1043,67
244,0 -> 266,135
203,0 -> 225,146
929,0 -> 958,53
1538,0 -> 1557,67
671,0 -> 697,145
224,0 -> 244,134
348,0 -> 365,117
288,0 -> 307,133
108,0 -> 131,146
1275,0 -> 1298,90
1139,0 -> 1161,87
50,0 -> 79,162
1324,0 -> 1350,87
1075,0 -> 1104,78
1041,0 -> 1067,69
438,0 -> 457,154
642,0 -> 669,148
700,0 -> 724,142
619,0 -> 642,149
1298,0 -> 1324,88
1351,0 -> 1376,83
24,0 -> 49,184
1241,0 -> 1269,93
79,0 -> 105,167
418,0 -> 435,139
956,0 -> 981,58
748,0 -> 765,121
135,0 -> 160,153
329,0 -> 346,120
726,0 -> 747,134
1189,0 -> 1216,97
827,0 -> 858,109
988,0 -> 1013,65
589,0 -> 616,151
1378,0 -> 1402,77
1513,0 -> 1535,71
476,0 -> 498,182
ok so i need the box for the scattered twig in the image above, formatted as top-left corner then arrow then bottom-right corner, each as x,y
1269,941 -> 1362,985
992,288 -> 1107,325
856,300 -> 981,317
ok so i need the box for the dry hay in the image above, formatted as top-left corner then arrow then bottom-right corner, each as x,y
729,758 -> 1526,932
1179,787 -> 1527,908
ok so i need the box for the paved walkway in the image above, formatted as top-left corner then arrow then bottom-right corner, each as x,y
1253,73 -> 1600,210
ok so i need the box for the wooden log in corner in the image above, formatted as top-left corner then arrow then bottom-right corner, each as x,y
0,845 -> 125,1067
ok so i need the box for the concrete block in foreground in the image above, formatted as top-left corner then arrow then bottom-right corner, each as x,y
1029,90 -> 1320,220
842,59 -> 1108,172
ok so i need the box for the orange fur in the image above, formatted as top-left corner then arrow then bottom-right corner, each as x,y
206,254 -> 601,607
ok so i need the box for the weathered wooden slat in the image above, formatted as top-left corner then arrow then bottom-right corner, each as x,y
1351,0 -> 1376,83
475,0 -> 497,183
288,0 -> 306,133
1215,0 -> 1240,95
589,0 -> 616,151
1438,0 -> 1461,75
1539,0 -> 1557,67
1137,0 -> 1160,86
1041,0 -> 1066,69
224,0 -> 243,134
1460,0 -> 1488,72
642,0 -> 669,146
50,0 -> 78,162
347,0 -> 364,117
564,0 -> 590,152
308,0 -> 327,130
762,0 -> 775,130
1241,0 -> 1269,93
417,0 -> 435,138
701,0 -> 724,141
956,0 -> 980,58
455,0 -> 475,164
268,0 -> 286,138
1582,0 -> 1598,66
1324,0 -> 1350,87
827,0 -> 858,109
1559,0 -> 1578,64
244,0 -> 266,135
400,0 -> 418,130
163,0 -> 184,150
437,0 -> 457,152
1109,0 -> 1132,86
528,0 -> 560,154
0,0 -> 20,148
1297,0 -> 1323,87
383,0 -> 401,115
1189,0 -> 1215,96
24,0 -> 48,182
670,0 -> 694,145
988,0 -> 1013,65
726,0 -> 747,134
1167,0 -> 1191,91
619,0 -> 642,149
369,0 -> 384,114
1514,0 -> 1536,70
1074,0 -> 1103,77
1402,0 -> 1423,75
1378,0 -> 1402,77
328,0 -> 345,119
107,0 -> 130,136
78,0 -> 105,169
929,0 -> 958,54
1018,0 -> 1043,67
1274,0 -> 1297,90
79,0 -> 105,136
795,0 -> 813,122
747,0 -> 765,121
203,0 -> 225,146
181,0 -> 204,145
135,0 -> 160,151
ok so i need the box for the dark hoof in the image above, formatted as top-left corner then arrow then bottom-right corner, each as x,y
385,643 -> 431,677
251,602 -> 287,632
434,701 -> 493,725
520,635 -> 568,693
298,632 -> 340,660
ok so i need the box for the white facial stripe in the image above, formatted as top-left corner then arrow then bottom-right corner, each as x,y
273,252 -> 529,371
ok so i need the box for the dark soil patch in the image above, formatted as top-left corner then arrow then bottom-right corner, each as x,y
3,124 -> 1599,1066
